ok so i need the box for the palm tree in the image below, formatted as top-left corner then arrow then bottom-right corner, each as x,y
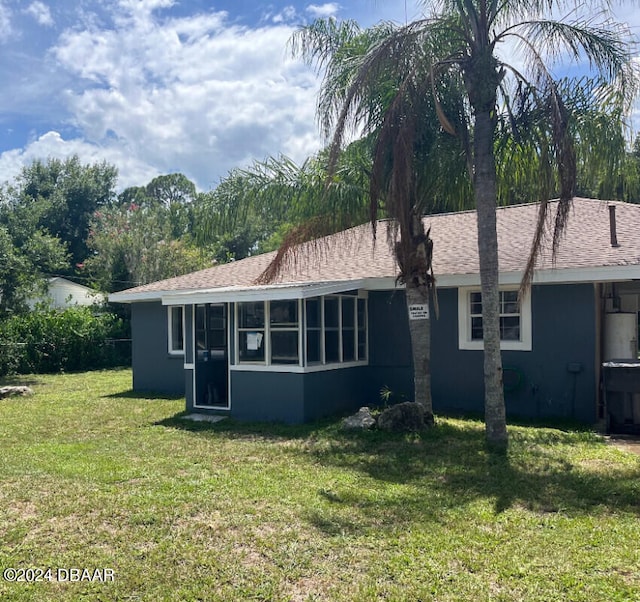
278,20 -> 471,420
294,4 -> 635,446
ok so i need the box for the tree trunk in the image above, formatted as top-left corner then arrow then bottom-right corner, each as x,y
474,107 -> 508,448
405,282 -> 433,424
395,211 -> 435,425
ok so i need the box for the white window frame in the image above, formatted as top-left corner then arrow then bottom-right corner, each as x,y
233,293 -> 368,371
458,286 -> 532,351
167,305 -> 185,355
269,299 -> 302,366
236,301 -> 267,365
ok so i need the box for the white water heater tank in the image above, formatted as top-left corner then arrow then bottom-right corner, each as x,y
604,312 -> 638,361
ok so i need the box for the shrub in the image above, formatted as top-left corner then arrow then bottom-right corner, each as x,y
0,306 -> 130,376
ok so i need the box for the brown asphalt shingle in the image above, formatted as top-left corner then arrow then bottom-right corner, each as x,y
115,198 -> 640,297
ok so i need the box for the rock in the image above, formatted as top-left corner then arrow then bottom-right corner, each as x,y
0,386 -> 34,399
343,407 -> 376,430
377,401 -> 430,432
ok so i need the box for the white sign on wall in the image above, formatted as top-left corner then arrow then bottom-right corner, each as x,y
408,304 -> 429,320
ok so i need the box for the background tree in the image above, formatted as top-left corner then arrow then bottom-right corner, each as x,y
193,147 -> 375,265
0,183 -> 69,315
85,200 -> 209,293
15,156 -> 118,270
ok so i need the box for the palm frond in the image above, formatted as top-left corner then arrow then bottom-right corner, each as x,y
506,18 -> 636,94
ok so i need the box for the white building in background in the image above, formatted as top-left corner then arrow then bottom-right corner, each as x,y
27,277 -> 106,310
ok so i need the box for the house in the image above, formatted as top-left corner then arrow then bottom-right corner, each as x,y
27,277 -> 106,310
109,198 -> 640,430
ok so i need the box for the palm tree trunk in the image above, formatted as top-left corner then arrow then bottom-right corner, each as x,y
474,107 -> 508,448
405,282 -> 433,423
395,212 -> 435,425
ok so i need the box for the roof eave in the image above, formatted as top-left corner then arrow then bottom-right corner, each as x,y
109,263 -> 640,305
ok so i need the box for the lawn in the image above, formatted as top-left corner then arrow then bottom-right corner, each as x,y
0,370 -> 638,602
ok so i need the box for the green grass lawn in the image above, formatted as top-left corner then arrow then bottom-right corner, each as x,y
0,370 -> 638,601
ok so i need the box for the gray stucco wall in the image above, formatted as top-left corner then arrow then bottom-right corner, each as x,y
229,370 -> 305,423
367,284 -> 598,423
133,284 -> 598,423
303,367 -> 370,421
227,367 -> 370,423
131,301 -> 185,395
367,290 -> 414,403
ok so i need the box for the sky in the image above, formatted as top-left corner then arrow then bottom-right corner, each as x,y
0,0 -> 638,193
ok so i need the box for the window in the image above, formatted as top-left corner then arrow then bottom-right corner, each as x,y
458,287 -> 531,351
235,294 -> 368,369
270,300 -> 299,365
341,296 -> 356,362
357,298 -> 368,361
305,298 -> 322,364
168,306 -> 184,355
304,295 -> 368,366
324,296 -> 340,363
238,302 -> 265,362
208,305 -> 227,349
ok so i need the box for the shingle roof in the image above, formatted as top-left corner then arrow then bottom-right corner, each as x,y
111,198 -> 640,301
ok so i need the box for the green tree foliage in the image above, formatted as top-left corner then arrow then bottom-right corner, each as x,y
13,156 -> 118,269
592,135 -> 640,203
0,306 -> 129,376
85,200 -> 210,292
0,216 -> 68,316
193,144 -> 375,267
0,156 -> 117,313
145,173 -> 197,207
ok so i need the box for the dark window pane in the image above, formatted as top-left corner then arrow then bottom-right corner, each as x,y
500,316 -> 520,340
325,330 -> 340,363
357,299 -> 366,329
342,330 -> 355,362
209,305 -> 225,329
306,298 -> 320,328
341,297 -> 355,327
325,297 -> 339,328
238,331 -> 265,362
171,307 -> 184,351
470,292 -> 482,315
270,300 -> 298,326
196,305 -> 206,350
239,302 -> 264,328
471,316 -> 484,340
502,290 -> 518,304
503,302 -> 519,315
196,304 -> 205,331
271,330 -> 299,364
501,291 -> 519,315
307,329 -> 321,364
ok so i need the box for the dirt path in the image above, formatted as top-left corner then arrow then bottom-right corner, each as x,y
604,435 -> 640,456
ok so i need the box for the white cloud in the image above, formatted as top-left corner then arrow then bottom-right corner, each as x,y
49,4 -> 322,190
0,131 -> 160,190
25,1 -> 54,27
306,3 -> 340,18
271,6 -> 298,24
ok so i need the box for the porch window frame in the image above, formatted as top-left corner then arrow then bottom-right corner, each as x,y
233,292 -> 368,370
236,301 -> 267,364
269,299 -> 302,366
